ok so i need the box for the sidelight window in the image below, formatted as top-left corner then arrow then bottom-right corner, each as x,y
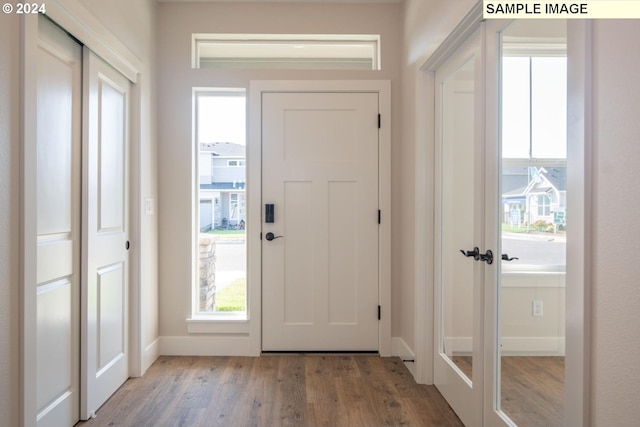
193,89 -> 247,318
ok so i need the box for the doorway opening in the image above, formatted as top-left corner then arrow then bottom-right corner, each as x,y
193,89 -> 247,317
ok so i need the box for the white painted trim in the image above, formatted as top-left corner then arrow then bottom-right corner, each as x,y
446,337 -> 565,356
159,336 -> 253,357
249,80 -> 392,357
186,319 -> 251,334
44,0 -> 140,82
142,338 -> 160,373
391,337 -> 415,360
501,337 -> 565,356
565,19 -> 592,427
20,14 -> 39,427
414,59 -> 436,385
392,337 -> 417,378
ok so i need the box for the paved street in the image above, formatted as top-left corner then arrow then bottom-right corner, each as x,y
501,232 -> 565,266
214,241 -> 246,290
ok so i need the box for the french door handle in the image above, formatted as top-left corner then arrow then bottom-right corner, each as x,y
479,249 -> 493,265
501,253 -> 519,261
460,247 -> 480,260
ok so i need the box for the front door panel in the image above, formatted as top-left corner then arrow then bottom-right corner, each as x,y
262,92 -> 379,351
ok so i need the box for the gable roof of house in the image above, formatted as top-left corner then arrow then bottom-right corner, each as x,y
200,142 -> 245,157
502,166 -> 566,199
541,167 -> 566,192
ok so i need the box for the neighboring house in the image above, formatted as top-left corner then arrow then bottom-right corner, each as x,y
199,142 -> 246,231
502,166 -> 567,230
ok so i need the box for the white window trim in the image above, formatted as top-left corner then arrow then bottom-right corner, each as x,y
192,33 -> 381,70
191,88 -> 248,326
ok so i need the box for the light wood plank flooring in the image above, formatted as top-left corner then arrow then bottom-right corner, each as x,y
452,356 -> 564,427
76,355 -> 463,427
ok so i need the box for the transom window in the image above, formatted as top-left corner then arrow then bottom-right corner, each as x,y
192,33 -> 381,70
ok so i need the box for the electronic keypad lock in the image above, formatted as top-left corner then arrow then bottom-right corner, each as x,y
265,204 -> 275,223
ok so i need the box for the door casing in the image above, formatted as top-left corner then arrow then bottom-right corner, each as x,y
248,80 -> 392,356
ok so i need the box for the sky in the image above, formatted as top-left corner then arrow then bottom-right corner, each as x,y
197,95 -> 246,146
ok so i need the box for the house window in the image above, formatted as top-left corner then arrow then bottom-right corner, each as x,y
194,89 -> 247,317
537,194 -> 551,216
227,160 -> 245,167
192,33 -> 381,70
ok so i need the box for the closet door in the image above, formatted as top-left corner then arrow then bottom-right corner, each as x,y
82,48 -> 131,419
35,15 -> 82,427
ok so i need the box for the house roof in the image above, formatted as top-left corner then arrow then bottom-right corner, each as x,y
502,166 -> 566,199
502,166 -> 529,194
200,142 -> 245,157
541,167 -> 566,191
200,182 -> 246,190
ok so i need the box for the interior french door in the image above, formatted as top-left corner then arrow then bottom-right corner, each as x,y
434,17 -> 567,427
433,26 -> 485,427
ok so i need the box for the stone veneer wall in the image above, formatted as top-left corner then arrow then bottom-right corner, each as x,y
199,236 -> 216,311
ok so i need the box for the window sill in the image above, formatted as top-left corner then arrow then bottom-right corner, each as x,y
186,313 -> 249,334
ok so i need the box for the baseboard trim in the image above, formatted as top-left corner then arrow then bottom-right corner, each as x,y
392,337 -> 417,378
391,337 -> 415,359
159,335 -> 253,356
142,338 -> 160,374
445,336 -> 565,356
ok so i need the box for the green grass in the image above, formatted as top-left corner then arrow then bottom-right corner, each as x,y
501,224 -> 529,233
215,279 -> 246,312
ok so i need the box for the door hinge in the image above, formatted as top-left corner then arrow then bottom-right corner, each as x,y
378,114 -> 381,129
378,305 -> 381,320
378,210 -> 381,224
260,232 -> 263,240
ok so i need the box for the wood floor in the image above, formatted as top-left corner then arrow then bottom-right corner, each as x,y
452,356 -> 564,427
76,355 -> 463,427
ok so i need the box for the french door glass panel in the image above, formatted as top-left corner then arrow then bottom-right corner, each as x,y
441,56 -> 476,381
496,19 -> 567,427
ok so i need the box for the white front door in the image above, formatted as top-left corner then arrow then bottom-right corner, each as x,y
262,92 -> 380,351
82,48 -> 131,418
433,27 -> 485,427
35,15 -> 82,427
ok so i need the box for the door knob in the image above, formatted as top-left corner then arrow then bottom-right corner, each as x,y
265,232 -> 283,241
460,247 -> 480,260
501,254 -> 519,261
479,249 -> 493,265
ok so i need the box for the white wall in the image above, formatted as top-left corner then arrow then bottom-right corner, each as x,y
157,2 -> 402,340
590,20 -> 640,426
0,2 -> 158,425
